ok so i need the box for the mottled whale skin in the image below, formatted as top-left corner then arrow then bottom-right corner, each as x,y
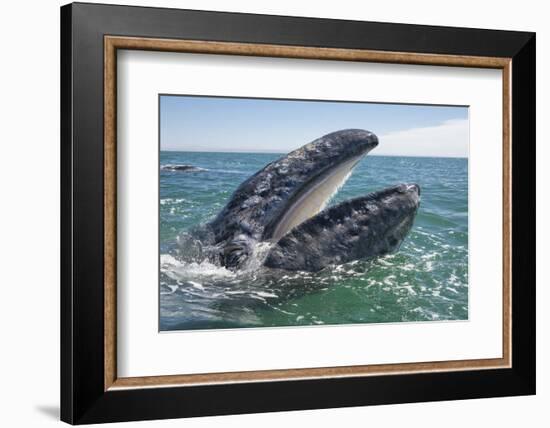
185,129 -> 420,272
264,184 -> 420,272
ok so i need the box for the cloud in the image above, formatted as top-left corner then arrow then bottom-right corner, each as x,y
376,119 -> 469,158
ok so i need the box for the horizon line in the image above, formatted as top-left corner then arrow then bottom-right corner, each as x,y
160,149 -> 467,159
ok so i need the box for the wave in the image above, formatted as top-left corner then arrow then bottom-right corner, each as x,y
213,169 -> 250,175
161,253 -> 236,280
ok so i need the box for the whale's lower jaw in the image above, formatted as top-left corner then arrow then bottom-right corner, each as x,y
263,183 -> 420,272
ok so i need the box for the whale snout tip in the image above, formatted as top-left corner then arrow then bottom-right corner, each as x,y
406,183 -> 420,196
396,183 -> 421,207
353,129 -> 378,147
395,182 -> 420,196
370,133 -> 379,147
347,129 -> 379,153
321,129 -> 378,155
366,133 -> 379,150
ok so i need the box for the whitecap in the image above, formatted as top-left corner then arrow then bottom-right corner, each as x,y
160,254 -> 237,280
160,198 -> 186,205
188,281 -> 204,290
255,291 -> 278,298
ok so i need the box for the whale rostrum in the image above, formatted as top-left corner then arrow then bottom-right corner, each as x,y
181,129 -> 420,272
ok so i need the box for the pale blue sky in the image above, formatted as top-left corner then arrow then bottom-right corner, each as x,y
160,95 -> 469,157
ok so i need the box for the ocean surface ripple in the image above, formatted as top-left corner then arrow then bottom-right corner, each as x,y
159,151 -> 468,331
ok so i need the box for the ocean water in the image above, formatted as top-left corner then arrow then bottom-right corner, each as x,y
160,151 -> 468,331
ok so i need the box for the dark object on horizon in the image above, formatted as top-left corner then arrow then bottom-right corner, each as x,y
162,164 -> 206,172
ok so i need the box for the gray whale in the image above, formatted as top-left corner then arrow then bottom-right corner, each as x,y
183,129 -> 420,272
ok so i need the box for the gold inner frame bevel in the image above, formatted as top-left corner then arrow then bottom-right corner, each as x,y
104,35 -> 512,391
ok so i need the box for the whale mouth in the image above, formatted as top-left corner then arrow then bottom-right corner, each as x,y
260,129 -> 378,242
267,153 -> 366,241
207,129 -> 382,269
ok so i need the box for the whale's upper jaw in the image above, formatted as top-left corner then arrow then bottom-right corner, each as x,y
209,129 -> 379,253
261,129 -> 379,240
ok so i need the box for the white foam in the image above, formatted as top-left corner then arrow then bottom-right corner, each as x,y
188,281 -> 204,290
242,241 -> 274,271
160,198 -> 186,205
255,291 -> 278,298
160,254 -> 236,280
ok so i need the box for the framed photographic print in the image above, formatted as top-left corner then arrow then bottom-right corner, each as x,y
60,2 -> 536,424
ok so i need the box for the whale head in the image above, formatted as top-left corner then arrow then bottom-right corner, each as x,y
209,129 -> 379,267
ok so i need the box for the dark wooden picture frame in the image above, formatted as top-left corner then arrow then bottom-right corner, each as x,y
61,2 -> 535,424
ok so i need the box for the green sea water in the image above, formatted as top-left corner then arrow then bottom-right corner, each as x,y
159,151 -> 468,331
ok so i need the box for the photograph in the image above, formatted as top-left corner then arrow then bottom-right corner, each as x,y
54,2 -> 536,424
159,95 -> 469,331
